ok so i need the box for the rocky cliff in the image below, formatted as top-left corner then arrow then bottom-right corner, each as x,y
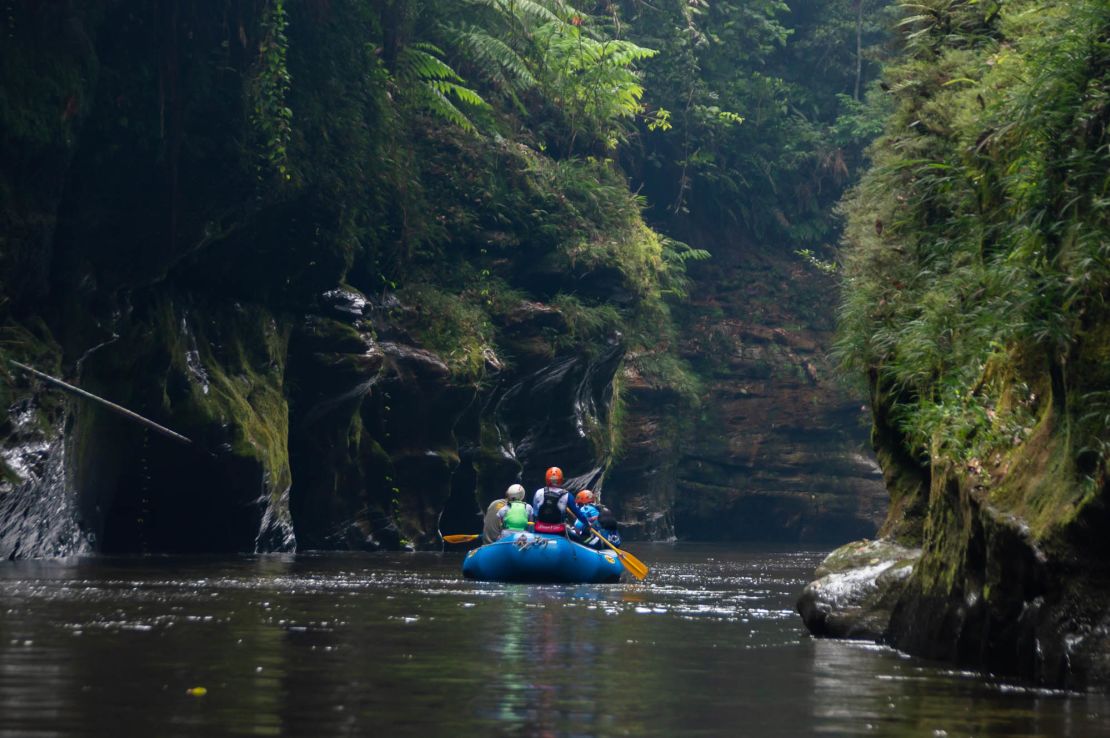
798,0 -> 1110,689
671,247 -> 885,543
0,0 -> 881,557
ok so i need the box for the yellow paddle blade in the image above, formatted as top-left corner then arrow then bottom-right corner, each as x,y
616,549 -> 649,580
591,527 -> 649,580
442,534 -> 480,544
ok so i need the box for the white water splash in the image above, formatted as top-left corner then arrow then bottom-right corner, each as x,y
181,315 -> 211,395
254,478 -> 296,553
0,435 -> 90,559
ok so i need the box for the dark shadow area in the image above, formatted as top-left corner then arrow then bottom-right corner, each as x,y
75,409 -> 262,554
440,454 -> 480,538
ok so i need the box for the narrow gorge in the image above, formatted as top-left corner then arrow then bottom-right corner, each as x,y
0,0 -> 883,559
4,0 -> 1108,702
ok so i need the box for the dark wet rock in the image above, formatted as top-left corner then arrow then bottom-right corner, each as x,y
669,251 -> 887,543
321,288 -> 370,318
286,310 -> 476,550
797,539 -> 920,640
67,295 -> 296,554
602,363 -> 683,540
284,298 -> 627,550
801,406 -> 1110,688
498,300 -> 566,332
878,466 -> 1110,689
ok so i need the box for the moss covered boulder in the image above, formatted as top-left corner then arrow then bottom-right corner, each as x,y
797,538 -> 920,640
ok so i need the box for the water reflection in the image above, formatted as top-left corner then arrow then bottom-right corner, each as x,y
809,639 -> 1110,736
0,548 -> 1107,737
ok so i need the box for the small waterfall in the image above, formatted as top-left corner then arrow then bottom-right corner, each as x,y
568,341 -> 622,493
0,434 -> 90,559
564,466 -> 604,494
181,315 -> 210,395
254,478 -> 296,553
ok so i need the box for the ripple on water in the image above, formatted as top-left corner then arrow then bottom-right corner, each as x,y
0,548 -> 1107,738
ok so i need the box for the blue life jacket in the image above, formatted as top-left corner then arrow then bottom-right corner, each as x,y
574,504 -> 600,534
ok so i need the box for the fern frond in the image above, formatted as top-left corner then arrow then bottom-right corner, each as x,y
465,0 -> 562,27
398,45 -> 463,83
414,83 -> 478,132
602,40 -> 657,67
394,43 -> 487,134
453,27 -> 538,92
429,79 -> 489,109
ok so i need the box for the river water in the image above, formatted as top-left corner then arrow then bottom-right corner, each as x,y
0,545 -> 1106,737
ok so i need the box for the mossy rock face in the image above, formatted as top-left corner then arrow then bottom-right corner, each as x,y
602,367 -> 684,541
0,321 -> 86,559
287,312 -> 480,550
70,292 -> 294,553
484,341 -> 625,492
0,4 -> 106,310
373,342 -> 473,547
853,368 -> 1110,687
859,295 -> 1110,688
878,458 -> 1110,688
870,375 -> 930,545
0,321 -> 66,481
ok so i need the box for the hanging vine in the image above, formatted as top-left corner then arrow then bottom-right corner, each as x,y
249,0 -> 292,184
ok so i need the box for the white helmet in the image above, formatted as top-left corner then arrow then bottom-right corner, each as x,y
506,484 -> 526,501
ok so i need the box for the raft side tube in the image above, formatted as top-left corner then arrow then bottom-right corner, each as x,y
462,532 -> 624,583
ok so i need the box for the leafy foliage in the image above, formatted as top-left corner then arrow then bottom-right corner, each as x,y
395,42 -> 489,133
250,0 -> 293,182
530,21 -> 659,151
621,0 -> 897,246
837,0 -> 1110,476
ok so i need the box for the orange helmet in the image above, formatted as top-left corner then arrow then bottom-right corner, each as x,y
545,466 -> 564,486
575,490 -> 595,506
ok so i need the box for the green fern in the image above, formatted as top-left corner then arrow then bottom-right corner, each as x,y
395,43 -> 489,133
464,0 -> 563,27
452,26 -> 537,93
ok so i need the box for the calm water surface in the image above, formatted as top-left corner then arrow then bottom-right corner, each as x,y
0,545 -> 1107,737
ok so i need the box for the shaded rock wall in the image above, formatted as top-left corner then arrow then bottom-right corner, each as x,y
800,334 -> 1110,688
602,369 -> 684,541
670,248 -> 886,543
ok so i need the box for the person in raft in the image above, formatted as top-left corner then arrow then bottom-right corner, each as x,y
594,496 -> 622,547
571,490 -> 600,540
496,484 -> 533,537
570,489 -> 622,549
532,466 -> 592,535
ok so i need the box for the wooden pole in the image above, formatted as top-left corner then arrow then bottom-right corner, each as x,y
8,360 -> 194,447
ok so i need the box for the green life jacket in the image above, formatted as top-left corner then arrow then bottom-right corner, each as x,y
503,500 -> 529,531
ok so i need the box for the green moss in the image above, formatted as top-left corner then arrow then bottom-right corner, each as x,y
115,297 -> 296,524
0,319 -> 64,430
399,283 -> 495,381
193,312 -> 292,505
0,13 -> 99,150
607,373 -> 627,461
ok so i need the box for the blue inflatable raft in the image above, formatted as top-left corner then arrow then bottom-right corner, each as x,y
462,532 -> 625,583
